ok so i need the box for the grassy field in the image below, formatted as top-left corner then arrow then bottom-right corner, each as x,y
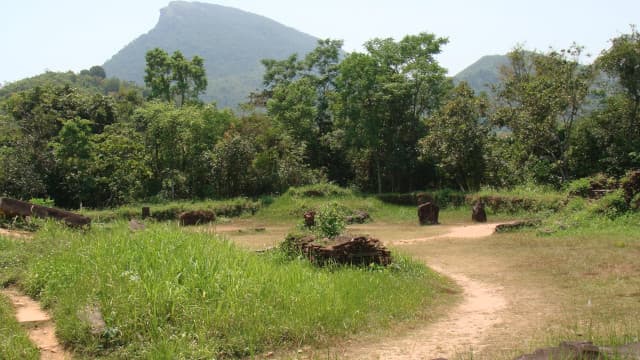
2,184 -> 639,359
2,221 -> 451,359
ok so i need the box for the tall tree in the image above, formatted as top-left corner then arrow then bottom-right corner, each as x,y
144,48 -> 207,106
420,82 -> 487,191
597,26 -> 640,136
492,45 -> 595,184
333,33 -> 450,192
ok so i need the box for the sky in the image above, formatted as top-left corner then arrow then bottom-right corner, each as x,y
1,0 -> 638,84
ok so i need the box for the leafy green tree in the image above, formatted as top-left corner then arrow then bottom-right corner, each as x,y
144,48 -> 172,102
597,26 -> 640,131
88,65 -> 106,79
144,48 -> 208,106
420,82 -> 487,190
209,130 -> 256,197
91,125 -> 152,205
492,45 -> 595,184
50,117 -> 95,207
333,33 -> 450,192
261,39 -> 348,183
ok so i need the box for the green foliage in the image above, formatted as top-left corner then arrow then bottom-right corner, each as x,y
375,189 -> 467,209
492,44 -> 596,185
144,48 -> 207,106
470,184 -> 567,213
288,183 -> 353,198
0,293 -> 39,359
20,222 -> 442,358
81,198 -> 260,223
28,197 -> 55,207
314,202 -> 348,238
333,33 -> 450,193
592,189 -> 629,218
597,25 -> 640,132
565,177 -> 592,197
420,82 -> 487,190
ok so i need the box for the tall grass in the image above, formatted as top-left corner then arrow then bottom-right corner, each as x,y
22,222 -> 447,358
0,292 -> 39,359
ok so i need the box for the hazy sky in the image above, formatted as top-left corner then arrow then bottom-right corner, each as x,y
1,0 -> 638,83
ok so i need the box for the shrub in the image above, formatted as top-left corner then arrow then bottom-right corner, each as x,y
288,183 -> 352,198
28,197 -> 56,207
566,178 -> 591,198
315,202 -> 347,238
593,189 -> 628,218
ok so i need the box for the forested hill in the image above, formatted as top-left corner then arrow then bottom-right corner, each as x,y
453,54 -> 509,94
103,1 -> 319,108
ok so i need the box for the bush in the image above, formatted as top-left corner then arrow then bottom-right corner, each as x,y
376,190 -> 465,208
592,189 -> 628,218
566,178 -> 592,198
287,183 -> 352,198
315,202 -> 347,238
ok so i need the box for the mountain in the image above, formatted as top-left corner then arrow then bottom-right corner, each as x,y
103,1 -> 319,108
453,55 -> 509,94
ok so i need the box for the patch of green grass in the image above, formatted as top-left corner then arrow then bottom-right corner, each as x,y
21,221 -> 448,358
0,235 -> 31,286
80,197 -> 261,223
0,292 -> 39,359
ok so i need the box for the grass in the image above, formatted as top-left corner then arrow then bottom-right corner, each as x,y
79,197 -> 261,223
0,292 -> 39,360
16,221 -> 449,358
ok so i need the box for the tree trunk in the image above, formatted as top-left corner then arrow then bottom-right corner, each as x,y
375,156 -> 382,194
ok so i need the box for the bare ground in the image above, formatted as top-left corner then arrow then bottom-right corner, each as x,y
1,287 -> 72,360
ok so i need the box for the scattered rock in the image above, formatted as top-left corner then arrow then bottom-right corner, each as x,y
77,305 -> 106,335
345,211 -> 371,224
472,201 -> 487,222
128,219 -> 145,231
418,202 -> 439,225
178,210 -> 215,226
303,210 -> 316,227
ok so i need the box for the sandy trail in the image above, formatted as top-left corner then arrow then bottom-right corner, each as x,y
1,287 -> 72,360
334,222 -> 511,360
393,222 -> 512,245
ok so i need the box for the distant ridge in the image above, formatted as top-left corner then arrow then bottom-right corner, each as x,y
453,54 -> 509,94
103,1 -> 320,108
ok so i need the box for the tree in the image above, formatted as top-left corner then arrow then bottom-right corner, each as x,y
597,26 -> 640,133
492,45 -> 595,184
144,48 -> 172,102
88,65 -> 106,79
50,117 -> 95,208
420,82 -> 487,191
91,125 -> 152,205
333,33 -> 450,192
144,48 -> 207,106
260,39 -> 348,182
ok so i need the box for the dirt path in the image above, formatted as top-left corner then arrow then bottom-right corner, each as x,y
1,287 -> 71,360
328,223 -> 510,360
